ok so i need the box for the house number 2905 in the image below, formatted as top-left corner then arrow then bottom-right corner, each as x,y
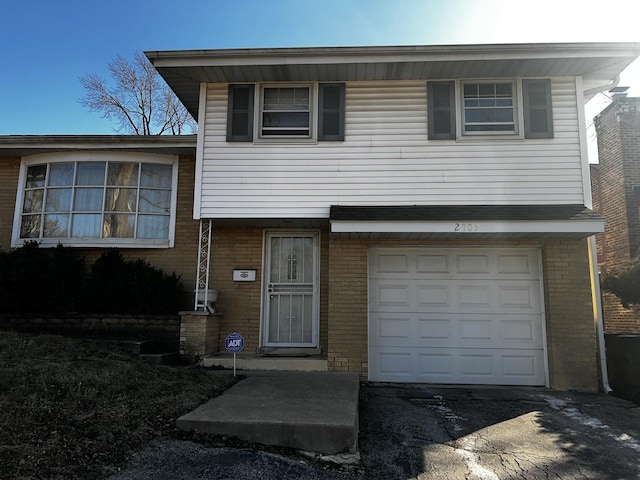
454,223 -> 479,232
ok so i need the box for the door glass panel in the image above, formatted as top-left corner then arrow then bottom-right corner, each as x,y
265,234 -> 317,346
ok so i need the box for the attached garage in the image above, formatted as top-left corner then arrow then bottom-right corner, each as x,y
368,247 -> 546,385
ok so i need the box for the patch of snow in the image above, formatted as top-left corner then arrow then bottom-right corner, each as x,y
538,394 -> 640,453
455,437 -> 500,480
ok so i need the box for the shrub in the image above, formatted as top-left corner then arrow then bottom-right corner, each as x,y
0,244 -> 186,314
601,261 -> 640,308
0,242 -> 84,313
83,250 -> 186,314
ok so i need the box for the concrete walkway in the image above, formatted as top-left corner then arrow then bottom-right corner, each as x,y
177,371 -> 360,454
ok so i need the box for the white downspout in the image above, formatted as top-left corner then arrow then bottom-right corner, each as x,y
578,75 -> 613,393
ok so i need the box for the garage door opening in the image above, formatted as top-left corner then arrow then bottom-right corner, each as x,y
368,247 -> 547,386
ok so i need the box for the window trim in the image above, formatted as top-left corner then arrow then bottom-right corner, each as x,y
12,152 -> 179,249
256,83 -> 315,142
459,79 -> 522,137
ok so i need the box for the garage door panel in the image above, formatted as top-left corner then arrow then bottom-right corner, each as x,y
416,254 -> 450,274
370,346 -> 545,385
371,281 -> 540,314
371,249 -> 539,281
370,313 -> 542,349
497,253 -> 537,276
456,254 -> 491,274
369,247 -> 545,386
377,284 -> 411,307
376,254 -> 410,274
374,316 -> 413,342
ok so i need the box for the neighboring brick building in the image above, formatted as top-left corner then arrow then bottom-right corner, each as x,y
592,95 -> 640,333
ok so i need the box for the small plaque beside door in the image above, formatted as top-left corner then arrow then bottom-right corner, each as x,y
233,269 -> 256,282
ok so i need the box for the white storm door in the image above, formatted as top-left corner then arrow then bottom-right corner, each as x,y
263,232 -> 319,347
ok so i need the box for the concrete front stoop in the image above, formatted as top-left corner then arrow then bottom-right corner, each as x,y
176,371 -> 360,454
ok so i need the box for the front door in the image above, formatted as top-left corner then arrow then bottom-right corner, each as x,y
263,231 -> 319,347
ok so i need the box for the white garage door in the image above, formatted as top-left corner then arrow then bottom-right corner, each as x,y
369,247 -> 546,385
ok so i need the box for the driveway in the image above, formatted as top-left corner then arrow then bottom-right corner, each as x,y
112,384 -> 640,479
359,384 -> 640,479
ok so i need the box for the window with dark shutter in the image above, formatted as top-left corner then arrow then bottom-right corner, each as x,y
227,84 -> 254,142
318,83 -> 345,141
428,81 -> 456,139
523,79 -> 553,139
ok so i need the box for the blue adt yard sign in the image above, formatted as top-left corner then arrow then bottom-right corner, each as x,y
225,332 -> 245,353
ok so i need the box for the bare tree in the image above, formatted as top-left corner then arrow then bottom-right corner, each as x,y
79,52 -> 196,135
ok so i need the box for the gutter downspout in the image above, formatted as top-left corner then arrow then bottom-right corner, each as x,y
588,237 -> 611,393
581,75 -> 617,393
583,75 -> 620,102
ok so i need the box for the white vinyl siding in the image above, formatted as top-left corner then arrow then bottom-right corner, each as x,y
198,78 -> 582,219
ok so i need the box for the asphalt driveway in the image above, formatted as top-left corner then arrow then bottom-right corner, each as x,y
112,383 -> 640,479
359,384 -> 640,479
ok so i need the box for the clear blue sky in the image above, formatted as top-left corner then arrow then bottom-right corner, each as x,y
1,0 -> 639,135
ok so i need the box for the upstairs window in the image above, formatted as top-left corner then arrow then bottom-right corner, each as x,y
227,83 -> 345,142
15,153 -> 177,248
261,86 -> 311,137
428,79 -> 553,140
463,81 -> 515,134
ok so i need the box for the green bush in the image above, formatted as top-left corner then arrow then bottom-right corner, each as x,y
601,261 -> 640,308
0,243 -> 185,314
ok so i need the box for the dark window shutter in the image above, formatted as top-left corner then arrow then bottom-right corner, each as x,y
318,83 -> 345,141
227,84 -> 254,142
428,81 -> 456,140
523,79 -> 553,139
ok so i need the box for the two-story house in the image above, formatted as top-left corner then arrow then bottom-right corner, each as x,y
2,43 -> 638,392
142,42 -> 640,391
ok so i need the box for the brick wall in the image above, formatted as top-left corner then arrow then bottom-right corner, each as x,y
327,237 -> 369,376
590,164 -> 606,263
326,237 -> 599,391
594,98 -> 640,272
209,226 -> 264,353
602,291 -> 640,333
179,311 -> 220,357
0,313 -> 179,347
593,98 -> 640,334
0,157 -> 20,250
542,239 -> 599,391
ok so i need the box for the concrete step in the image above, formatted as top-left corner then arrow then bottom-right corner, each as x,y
177,371 -> 359,454
139,352 -> 181,365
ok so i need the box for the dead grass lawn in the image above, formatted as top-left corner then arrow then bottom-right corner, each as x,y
0,330 -> 235,479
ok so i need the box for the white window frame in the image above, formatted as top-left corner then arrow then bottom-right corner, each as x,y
255,83 -> 317,143
457,79 -> 524,139
12,151 -> 179,249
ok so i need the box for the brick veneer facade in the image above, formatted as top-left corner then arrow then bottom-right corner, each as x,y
192,229 -> 604,392
325,237 -> 599,391
208,227 -> 330,354
0,152 -> 200,310
592,97 -> 640,333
